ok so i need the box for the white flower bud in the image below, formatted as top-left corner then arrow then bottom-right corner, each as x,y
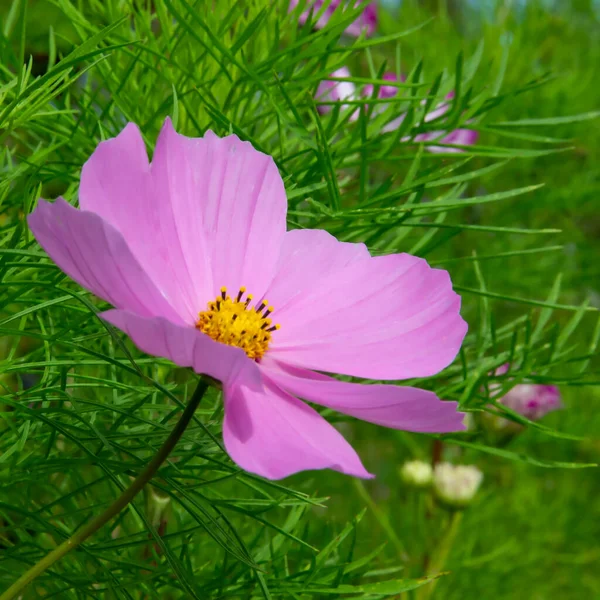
400,460 -> 433,488
433,463 -> 483,509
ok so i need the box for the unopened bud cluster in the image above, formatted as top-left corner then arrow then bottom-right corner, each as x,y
432,463 -> 483,509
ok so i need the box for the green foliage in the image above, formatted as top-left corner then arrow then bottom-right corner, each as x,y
0,0 -> 598,598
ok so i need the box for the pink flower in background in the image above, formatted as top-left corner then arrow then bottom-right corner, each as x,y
28,118 -> 467,480
316,69 -> 400,121
362,72 -> 406,100
316,70 -> 479,152
493,364 -> 562,422
384,87 -> 479,153
291,0 -> 377,37
315,67 -> 360,117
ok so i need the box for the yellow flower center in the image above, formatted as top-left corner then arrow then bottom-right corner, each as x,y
196,287 -> 279,360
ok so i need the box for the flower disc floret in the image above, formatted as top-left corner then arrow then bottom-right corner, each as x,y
196,287 -> 279,360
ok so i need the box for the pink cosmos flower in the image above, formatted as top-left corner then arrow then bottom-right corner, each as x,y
28,118 -> 467,480
492,364 -> 562,422
315,66 -> 361,117
363,72 -> 406,100
291,0 -> 377,37
316,70 -> 479,152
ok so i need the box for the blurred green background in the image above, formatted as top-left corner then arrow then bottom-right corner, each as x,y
1,1 -> 599,598
322,2 -> 600,598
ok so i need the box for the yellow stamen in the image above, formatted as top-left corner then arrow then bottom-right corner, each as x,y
196,287 -> 280,360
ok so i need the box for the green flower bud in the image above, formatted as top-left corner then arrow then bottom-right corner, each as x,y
400,460 -> 433,489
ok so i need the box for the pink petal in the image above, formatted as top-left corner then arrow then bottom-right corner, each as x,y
291,0 -> 334,30
264,228 -> 369,314
28,199 -> 181,322
381,84 -> 449,133
223,375 -> 373,480
501,383 -> 562,420
418,129 -> 479,153
79,119 -> 288,321
491,363 -> 511,378
424,102 -> 451,123
343,2 -> 378,37
154,119 -> 287,304
382,114 -> 407,133
100,309 -> 261,388
380,87 -> 479,154
438,128 -> 479,147
261,358 -> 466,433
292,1 -> 377,37
267,251 -> 467,380
363,72 -> 403,100
362,72 -> 402,119
316,66 -> 358,117
78,122 -> 205,323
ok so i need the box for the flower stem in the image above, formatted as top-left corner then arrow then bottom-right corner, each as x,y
416,510 -> 463,600
431,439 -> 444,468
352,479 -> 407,559
1,377 -> 210,600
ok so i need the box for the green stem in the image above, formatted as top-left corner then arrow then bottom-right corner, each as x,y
353,479 -> 407,558
416,511 -> 463,600
1,377 -> 210,600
